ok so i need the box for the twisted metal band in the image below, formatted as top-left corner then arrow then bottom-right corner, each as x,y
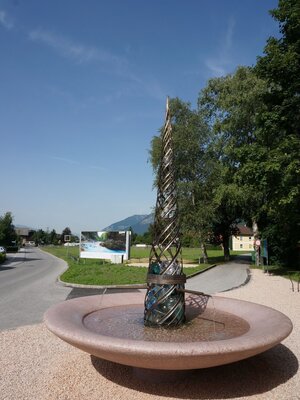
149,99 -> 181,269
144,98 -> 186,327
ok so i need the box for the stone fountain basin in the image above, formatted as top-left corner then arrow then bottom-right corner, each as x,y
44,292 -> 292,370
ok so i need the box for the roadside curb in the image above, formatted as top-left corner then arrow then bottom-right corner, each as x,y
57,277 -> 147,290
220,266 -> 252,293
56,262 -> 219,290
186,263 -> 218,279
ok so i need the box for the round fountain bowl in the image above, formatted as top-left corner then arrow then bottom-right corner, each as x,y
44,292 -> 292,370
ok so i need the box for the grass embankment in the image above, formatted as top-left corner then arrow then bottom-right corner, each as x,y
42,246 -> 241,286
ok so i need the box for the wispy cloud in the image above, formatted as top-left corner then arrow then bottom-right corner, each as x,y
29,29 -> 127,71
50,155 -> 105,171
125,72 -> 165,100
0,10 -> 14,30
50,156 -> 80,166
87,165 -> 106,171
205,17 -> 236,77
205,61 -> 227,77
29,28 -> 164,101
223,17 -> 235,54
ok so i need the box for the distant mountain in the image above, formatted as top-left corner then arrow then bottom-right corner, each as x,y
103,214 -> 153,235
15,224 -> 36,230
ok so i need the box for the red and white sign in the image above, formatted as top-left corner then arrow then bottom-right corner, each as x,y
255,239 -> 261,247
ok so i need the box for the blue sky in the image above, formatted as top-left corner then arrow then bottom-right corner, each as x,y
0,0 -> 279,234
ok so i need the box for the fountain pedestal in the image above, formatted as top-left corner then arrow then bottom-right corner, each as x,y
44,291 -> 292,371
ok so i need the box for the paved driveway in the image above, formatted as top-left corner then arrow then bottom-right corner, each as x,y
0,247 -> 71,330
186,256 -> 251,294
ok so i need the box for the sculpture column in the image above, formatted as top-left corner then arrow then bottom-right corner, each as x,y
144,98 -> 186,327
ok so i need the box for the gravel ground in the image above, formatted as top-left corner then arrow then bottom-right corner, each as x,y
0,269 -> 299,400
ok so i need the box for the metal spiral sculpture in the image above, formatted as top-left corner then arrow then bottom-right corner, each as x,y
144,97 -> 186,327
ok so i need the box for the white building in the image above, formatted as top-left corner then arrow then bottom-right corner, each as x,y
231,225 -> 254,251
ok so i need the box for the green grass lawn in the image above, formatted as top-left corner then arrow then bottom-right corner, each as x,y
130,246 -> 248,263
42,245 -> 233,285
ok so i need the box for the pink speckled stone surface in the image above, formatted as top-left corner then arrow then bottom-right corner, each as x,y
44,292 -> 292,370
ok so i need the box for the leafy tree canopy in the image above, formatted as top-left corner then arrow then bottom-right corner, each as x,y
61,227 -> 72,243
253,0 -> 300,265
0,212 -> 18,247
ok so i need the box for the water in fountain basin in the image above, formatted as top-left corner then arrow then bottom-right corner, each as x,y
83,302 -> 250,342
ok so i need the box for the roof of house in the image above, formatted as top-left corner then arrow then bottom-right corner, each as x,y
15,227 -> 36,236
237,225 -> 253,235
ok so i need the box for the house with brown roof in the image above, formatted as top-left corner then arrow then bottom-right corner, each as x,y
15,227 -> 36,245
231,225 -> 254,251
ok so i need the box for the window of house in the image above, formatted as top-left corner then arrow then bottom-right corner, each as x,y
249,236 -> 252,240
240,244 -> 243,249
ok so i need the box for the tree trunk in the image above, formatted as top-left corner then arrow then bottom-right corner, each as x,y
223,234 -> 230,261
252,219 -> 260,266
200,242 -> 208,264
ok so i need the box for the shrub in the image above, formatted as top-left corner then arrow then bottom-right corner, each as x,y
6,246 -> 19,253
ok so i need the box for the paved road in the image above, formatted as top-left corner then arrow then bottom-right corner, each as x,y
186,255 -> 250,294
0,248 -> 141,330
0,247 -> 71,330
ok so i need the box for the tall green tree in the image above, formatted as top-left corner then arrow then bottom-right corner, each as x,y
253,0 -> 300,266
60,227 -> 72,243
197,0 -> 300,266
32,229 -> 46,245
150,98 -> 215,261
0,212 -> 18,247
198,67 -> 266,260
49,229 -> 59,245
